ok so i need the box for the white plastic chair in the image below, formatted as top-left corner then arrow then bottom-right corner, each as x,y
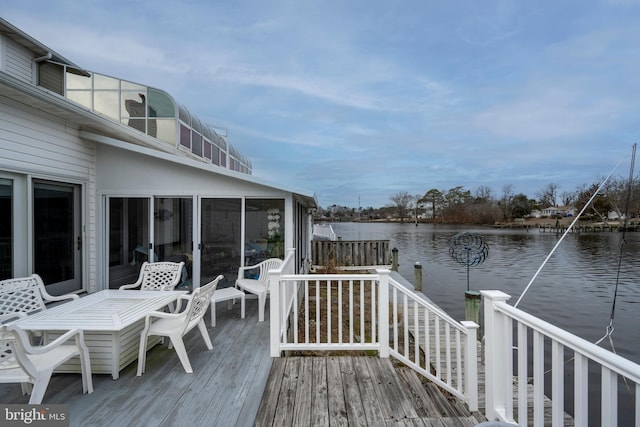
0,324 -> 93,404
0,274 -> 79,318
137,275 -> 223,376
119,261 -> 185,291
235,258 -> 283,322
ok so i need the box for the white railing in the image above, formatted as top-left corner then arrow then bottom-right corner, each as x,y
312,223 -> 337,240
269,264 -> 479,411
483,290 -> 640,426
389,279 -> 478,411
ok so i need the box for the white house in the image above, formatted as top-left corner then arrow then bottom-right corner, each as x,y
0,18 -> 316,296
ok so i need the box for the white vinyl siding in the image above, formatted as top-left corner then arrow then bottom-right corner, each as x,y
0,97 -> 97,291
2,37 -> 33,83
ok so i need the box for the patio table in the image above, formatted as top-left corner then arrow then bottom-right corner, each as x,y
11,289 -> 187,379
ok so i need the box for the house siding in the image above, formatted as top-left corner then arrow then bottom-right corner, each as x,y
0,95 -> 97,292
2,37 -> 34,83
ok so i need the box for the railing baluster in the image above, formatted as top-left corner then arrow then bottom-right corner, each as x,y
338,279 -> 343,344
601,366 -> 617,427
327,279 -> 331,344
371,276 -> 377,343
414,298 -> 419,365
552,340 -> 564,426
445,323 -> 451,386
517,322 -> 528,427
293,281 -> 298,344
533,330 -> 544,427
435,316 -> 441,378
403,293 -> 409,358
425,307 -> 430,370
505,316 -> 513,421
360,278 -> 364,344
315,280 -> 320,344
574,352 -> 588,426
349,280 -> 354,345
304,280 -> 309,344
393,287 -> 398,353
634,384 -> 640,427
456,329 -> 462,391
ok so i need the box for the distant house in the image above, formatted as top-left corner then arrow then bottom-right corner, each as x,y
540,206 -> 575,218
0,18 -> 316,294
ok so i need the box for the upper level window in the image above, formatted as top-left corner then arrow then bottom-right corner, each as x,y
61,69 -> 251,174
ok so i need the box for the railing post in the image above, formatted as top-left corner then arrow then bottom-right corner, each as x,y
461,320 -> 479,412
269,267 -> 282,357
391,247 -> 398,271
377,269 -> 390,358
480,290 -> 511,421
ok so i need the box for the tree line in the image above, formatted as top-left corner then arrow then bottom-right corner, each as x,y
316,176 -> 640,225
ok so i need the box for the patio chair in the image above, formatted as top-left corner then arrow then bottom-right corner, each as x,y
0,324 -> 93,404
119,261 -> 185,291
0,274 -> 79,318
235,258 -> 283,322
137,275 -> 223,375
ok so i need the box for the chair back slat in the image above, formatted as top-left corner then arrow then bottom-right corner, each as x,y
0,276 -> 47,316
0,327 -> 37,376
139,262 -> 184,291
0,331 -> 19,371
257,258 -> 284,283
187,278 -> 220,322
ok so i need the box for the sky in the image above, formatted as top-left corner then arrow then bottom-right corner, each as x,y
3,1 -> 639,208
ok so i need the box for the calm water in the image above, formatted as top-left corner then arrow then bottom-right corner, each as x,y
329,221 -> 640,424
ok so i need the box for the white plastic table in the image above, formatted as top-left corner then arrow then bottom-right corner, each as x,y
12,289 -> 186,379
210,287 -> 245,327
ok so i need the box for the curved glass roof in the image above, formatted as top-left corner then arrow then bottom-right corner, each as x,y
63,70 -> 251,174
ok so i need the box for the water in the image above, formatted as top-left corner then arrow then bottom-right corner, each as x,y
329,221 -> 640,424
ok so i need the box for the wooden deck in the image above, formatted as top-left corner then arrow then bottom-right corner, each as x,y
1,292 -> 487,427
255,356 -> 485,427
0,295 -> 272,427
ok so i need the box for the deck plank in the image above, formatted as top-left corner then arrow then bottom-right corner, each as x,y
310,357 -> 329,426
352,356 -> 386,427
339,357 -> 368,427
292,356 -> 313,426
326,356 -> 349,427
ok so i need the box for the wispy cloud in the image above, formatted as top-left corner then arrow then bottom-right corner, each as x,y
3,0 -> 639,207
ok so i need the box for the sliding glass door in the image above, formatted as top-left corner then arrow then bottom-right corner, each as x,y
108,198 -> 150,289
0,179 -> 12,280
200,198 -> 241,287
33,180 -> 82,295
153,197 -> 193,288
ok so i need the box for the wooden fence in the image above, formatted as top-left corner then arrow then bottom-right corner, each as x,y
311,240 -> 391,268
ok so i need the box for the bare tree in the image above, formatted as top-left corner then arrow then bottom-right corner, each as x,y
389,191 -> 413,223
501,184 -> 514,221
475,185 -> 493,202
537,183 -> 559,208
